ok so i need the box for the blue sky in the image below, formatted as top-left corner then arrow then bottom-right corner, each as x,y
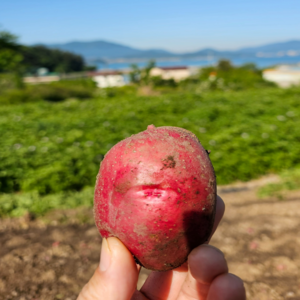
0,0 -> 299,52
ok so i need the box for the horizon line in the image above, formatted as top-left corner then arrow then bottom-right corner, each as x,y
24,38 -> 300,54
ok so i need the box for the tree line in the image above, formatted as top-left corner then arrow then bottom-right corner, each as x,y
0,30 -> 93,75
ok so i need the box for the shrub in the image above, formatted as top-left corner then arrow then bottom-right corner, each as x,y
179,61 -> 275,92
258,167 -> 300,199
0,88 -> 40,105
0,187 -> 94,217
0,73 -> 22,91
0,78 -> 97,104
150,76 -> 177,88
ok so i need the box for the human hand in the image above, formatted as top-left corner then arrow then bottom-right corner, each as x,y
77,196 -> 246,300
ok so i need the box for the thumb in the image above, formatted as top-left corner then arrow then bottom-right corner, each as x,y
77,237 -> 139,300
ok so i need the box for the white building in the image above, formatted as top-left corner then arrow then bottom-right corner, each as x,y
89,71 -> 126,88
150,66 -> 192,82
263,65 -> 300,88
23,75 -> 60,84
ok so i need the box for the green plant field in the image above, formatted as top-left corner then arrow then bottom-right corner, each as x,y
1,85 -> 300,215
0,187 -> 93,217
258,167 -> 300,199
0,79 -> 97,105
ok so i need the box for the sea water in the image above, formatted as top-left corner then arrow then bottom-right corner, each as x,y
96,55 -> 300,70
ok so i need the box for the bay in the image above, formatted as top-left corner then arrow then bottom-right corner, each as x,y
96,55 -> 300,70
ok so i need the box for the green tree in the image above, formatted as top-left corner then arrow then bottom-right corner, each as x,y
129,64 -> 141,84
129,60 -> 156,85
21,45 -> 85,74
141,60 -> 155,84
217,59 -> 233,71
0,30 -> 19,50
0,31 -> 23,73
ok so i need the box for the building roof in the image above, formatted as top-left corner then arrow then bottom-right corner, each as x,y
87,70 -> 122,76
155,66 -> 188,71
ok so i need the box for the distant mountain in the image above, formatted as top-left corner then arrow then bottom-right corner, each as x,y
44,39 -> 300,62
240,40 -> 300,53
47,40 -> 174,61
181,48 -> 235,58
181,41 -> 300,58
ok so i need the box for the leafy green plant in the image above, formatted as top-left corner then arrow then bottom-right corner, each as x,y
0,187 -> 93,217
150,76 -> 177,88
0,30 -> 23,73
258,168 -> 300,199
181,61 -> 276,92
1,86 -> 300,198
129,60 -> 156,85
33,80 -> 96,101
0,79 -> 97,104
0,88 -> 37,105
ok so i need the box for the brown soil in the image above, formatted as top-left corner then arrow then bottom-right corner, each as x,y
0,178 -> 300,300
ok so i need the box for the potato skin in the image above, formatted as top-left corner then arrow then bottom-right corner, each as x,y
94,125 -> 216,271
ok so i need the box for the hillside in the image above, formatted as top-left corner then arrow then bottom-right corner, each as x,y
45,39 -> 300,61
47,40 -> 174,61
240,40 -> 300,53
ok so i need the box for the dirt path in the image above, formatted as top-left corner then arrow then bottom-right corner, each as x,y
214,185 -> 300,300
0,180 -> 299,299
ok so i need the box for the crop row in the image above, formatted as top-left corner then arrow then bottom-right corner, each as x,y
1,86 -> 300,196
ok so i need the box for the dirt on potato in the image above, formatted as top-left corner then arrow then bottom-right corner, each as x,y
0,177 -> 300,300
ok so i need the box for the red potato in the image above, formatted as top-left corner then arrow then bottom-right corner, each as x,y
94,125 -> 216,271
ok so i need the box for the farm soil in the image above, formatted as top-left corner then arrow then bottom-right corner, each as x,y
0,177 -> 300,300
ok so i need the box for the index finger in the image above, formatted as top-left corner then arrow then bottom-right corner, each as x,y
134,195 -> 225,300
208,195 -> 225,242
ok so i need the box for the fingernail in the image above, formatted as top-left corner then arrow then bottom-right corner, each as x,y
99,238 -> 111,272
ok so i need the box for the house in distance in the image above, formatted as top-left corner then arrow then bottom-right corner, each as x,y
88,71 -> 127,88
263,64 -> 300,88
150,66 -> 192,82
